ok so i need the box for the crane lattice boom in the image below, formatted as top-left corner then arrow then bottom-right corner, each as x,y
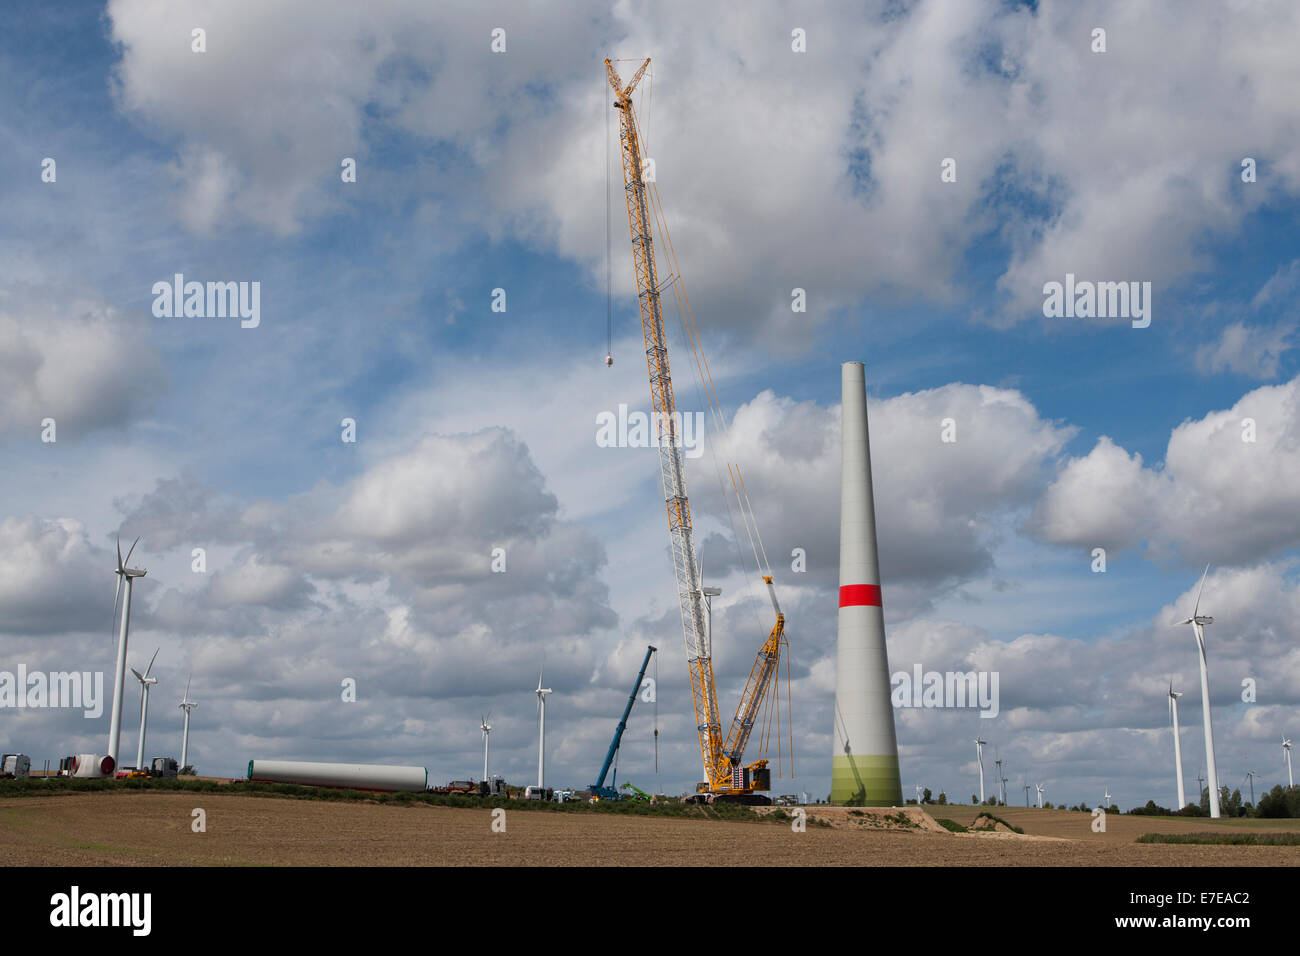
605,58 -> 787,797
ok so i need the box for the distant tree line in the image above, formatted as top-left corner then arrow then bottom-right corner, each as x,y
1127,785 -> 1299,818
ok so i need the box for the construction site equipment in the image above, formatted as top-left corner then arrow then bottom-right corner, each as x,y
590,645 -> 657,801
70,754 -> 115,778
246,759 -> 428,793
605,58 -> 790,803
150,756 -> 179,778
620,781 -> 651,801
1,754 -> 30,778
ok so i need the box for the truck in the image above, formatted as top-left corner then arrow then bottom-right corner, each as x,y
1,754 -> 31,778
523,786 -> 552,801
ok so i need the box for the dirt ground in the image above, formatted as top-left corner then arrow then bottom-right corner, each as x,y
3,792 -> 1299,866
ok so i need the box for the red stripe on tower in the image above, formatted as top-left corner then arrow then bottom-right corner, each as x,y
839,584 -> 882,608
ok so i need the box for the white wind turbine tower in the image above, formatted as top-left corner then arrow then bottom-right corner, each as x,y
995,750 -> 1004,805
1102,786 -> 1111,809
1175,565 -> 1221,818
535,668 -> 552,789
1169,681 -> 1186,809
131,648 -> 160,771
178,674 -> 197,772
107,537 -> 147,764
1035,783 -> 1046,808
974,738 -> 987,804
480,712 -> 492,782
1283,737 -> 1293,788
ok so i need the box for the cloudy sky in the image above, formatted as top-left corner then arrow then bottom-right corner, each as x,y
2,0 -> 1299,809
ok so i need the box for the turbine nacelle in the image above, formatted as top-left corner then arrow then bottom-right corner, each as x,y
131,648 -> 160,688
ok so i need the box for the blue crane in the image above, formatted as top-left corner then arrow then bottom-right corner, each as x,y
590,645 -> 657,801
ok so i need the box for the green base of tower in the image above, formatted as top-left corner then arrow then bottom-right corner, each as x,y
831,754 -> 902,806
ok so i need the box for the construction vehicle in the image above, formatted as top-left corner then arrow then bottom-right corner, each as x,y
150,757 -> 179,778
430,779 -> 479,795
1,754 -> 30,778
605,58 -> 791,804
589,645 -> 657,801
620,782 -> 651,802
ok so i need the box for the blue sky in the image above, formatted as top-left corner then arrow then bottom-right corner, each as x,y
3,0 -> 1300,811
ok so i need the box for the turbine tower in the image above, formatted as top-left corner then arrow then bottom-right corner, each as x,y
1175,566 -> 1220,818
975,738 -> 987,804
535,668 -> 552,789
1245,770 -> 1258,806
1035,783 -> 1046,808
107,537 -> 147,764
1169,681 -> 1186,809
994,750 -> 1004,805
131,648 -> 160,770
1284,737 -> 1294,788
178,674 -> 197,771
480,712 -> 492,782
1102,786 -> 1111,809
831,362 -> 902,806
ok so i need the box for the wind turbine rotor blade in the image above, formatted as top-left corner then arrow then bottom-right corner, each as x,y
124,536 -> 141,568
184,673 -> 191,700
111,575 -> 123,641
1192,564 -> 1210,619
130,668 -> 144,682
144,647 -> 159,678
116,536 -> 124,571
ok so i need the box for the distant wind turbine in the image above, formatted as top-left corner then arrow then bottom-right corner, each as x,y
535,668 -> 553,789
1284,737 -> 1294,788
480,712 -> 493,782
974,738 -> 987,804
1035,783 -> 1046,808
131,648 -> 160,771
1169,681 -> 1186,809
107,537 -> 147,764
178,674 -> 197,771
1175,566 -> 1221,818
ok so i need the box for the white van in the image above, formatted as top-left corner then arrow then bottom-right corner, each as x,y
523,786 -> 552,801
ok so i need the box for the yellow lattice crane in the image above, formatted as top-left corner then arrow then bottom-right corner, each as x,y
605,57 -> 789,802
